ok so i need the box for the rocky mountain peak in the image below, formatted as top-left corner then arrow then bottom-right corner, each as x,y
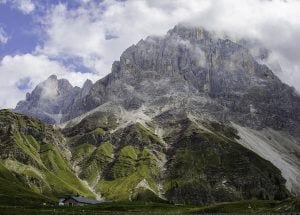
167,24 -> 212,41
18,75 -> 74,103
48,74 -> 58,80
14,75 -> 86,124
77,79 -> 93,99
82,79 -> 93,91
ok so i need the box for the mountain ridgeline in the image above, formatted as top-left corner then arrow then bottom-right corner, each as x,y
1,24 -> 299,205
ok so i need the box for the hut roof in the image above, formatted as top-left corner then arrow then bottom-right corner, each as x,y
63,196 -> 104,204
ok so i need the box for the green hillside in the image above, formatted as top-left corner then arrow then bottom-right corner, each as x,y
0,109 -> 292,209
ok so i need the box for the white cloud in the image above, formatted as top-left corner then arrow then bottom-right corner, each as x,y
17,0 -> 35,14
37,0 -> 211,76
0,27 -> 8,44
0,54 -> 99,108
0,0 -> 35,14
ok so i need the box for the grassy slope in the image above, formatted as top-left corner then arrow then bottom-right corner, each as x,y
97,146 -> 160,201
78,141 -> 114,185
67,118 -> 164,202
94,123 -> 165,201
67,114 -> 291,204
0,110 -> 94,204
0,162 -> 54,206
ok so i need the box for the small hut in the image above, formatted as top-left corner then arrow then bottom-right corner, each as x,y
59,196 -> 104,206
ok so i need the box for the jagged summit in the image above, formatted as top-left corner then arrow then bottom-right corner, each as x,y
81,79 -> 93,97
48,74 -> 58,80
167,24 -> 212,41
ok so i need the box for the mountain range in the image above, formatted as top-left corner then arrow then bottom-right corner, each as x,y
0,24 -> 299,206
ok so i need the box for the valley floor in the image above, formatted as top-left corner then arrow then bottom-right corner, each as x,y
0,199 -> 299,215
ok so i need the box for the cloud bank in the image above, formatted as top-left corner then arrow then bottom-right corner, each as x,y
0,0 -> 300,108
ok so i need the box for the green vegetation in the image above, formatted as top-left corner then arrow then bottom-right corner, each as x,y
72,143 -> 96,163
0,202 -> 199,215
97,146 -> 160,201
78,141 -> 114,185
195,198 -> 300,213
114,123 -> 164,150
0,162 -> 54,207
163,119 -> 289,204
64,122 -> 165,202
0,199 -> 299,215
0,110 -> 295,209
0,110 -> 94,200
91,127 -> 106,136
63,112 -> 118,137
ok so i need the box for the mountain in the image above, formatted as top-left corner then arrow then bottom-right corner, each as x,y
5,24 -> 300,205
64,24 -> 299,135
15,75 -> 93,124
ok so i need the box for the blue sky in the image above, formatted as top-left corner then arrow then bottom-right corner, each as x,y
0,3 -> 37,57
0,0 -> 97,60
0,0 -> 300,108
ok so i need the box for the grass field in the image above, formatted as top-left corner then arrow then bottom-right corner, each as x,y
0,198 -> 299,215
